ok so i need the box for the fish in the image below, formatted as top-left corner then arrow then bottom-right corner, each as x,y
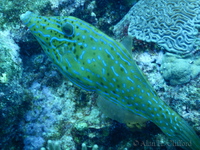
20,11 -> 200,150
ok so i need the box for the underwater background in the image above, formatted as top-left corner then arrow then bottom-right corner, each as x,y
0,0 -> 200,150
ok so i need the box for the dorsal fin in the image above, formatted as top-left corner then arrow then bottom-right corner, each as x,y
121,36 -> 133,54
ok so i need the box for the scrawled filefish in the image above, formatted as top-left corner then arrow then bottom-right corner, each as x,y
20,11 -> 200,150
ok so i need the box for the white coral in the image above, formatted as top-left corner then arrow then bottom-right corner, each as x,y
0,30 -> 21,64
114,0 -> 200,55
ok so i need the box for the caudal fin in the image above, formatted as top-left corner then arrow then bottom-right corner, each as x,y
154,108 -> 200,150
173,118 -> 200,150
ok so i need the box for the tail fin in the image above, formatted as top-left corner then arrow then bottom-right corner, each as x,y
153,107 -> 200,150
172,118 -> 200,150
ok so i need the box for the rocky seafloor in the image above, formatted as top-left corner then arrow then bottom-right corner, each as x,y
0,0 -> 199,150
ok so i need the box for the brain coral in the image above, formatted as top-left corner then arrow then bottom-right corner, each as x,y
114,0 -> 200,55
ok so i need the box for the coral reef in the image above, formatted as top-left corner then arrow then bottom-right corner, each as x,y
161,53 -> 200,85
41,140 -> 61,150
41,140 -> 99,150
0,29 -> 32,149
114,0 -> 200,56
20,80 -> 76,150
0,0 -> 200,150
81,143 -> 98,150
114,0 -> 200,85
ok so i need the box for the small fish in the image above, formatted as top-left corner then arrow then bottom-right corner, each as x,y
20,11 -> 200,150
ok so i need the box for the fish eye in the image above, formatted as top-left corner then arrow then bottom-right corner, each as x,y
62,22 -> 74,37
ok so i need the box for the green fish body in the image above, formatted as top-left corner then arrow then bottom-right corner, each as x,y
20,11 -> 200,150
